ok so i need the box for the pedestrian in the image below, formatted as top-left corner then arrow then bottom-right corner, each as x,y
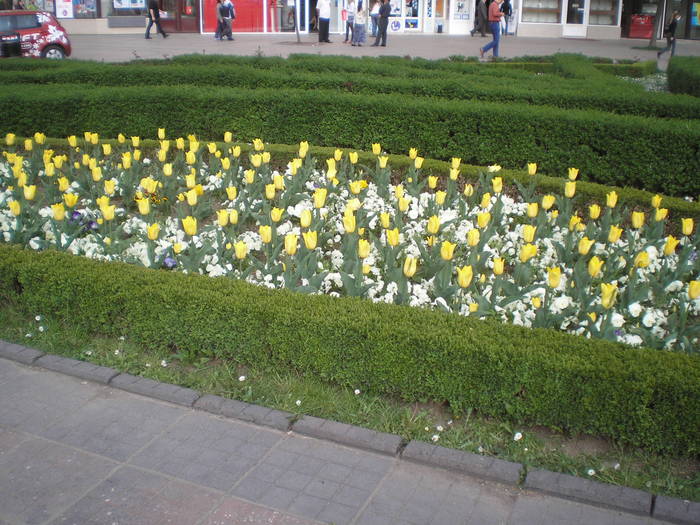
370,0 -> 390,47
500,0 -> 511,35
219,0 -> 235,40
344,0 -> 356,43
145,0 -> 168,39
479,0 -> 503,58
369,0 -> 379,37
658,11 -> 681,58
351,0 -> 366,46
470,0 -> 487,37
317,0 -> 331,43
214,0 -> 224,39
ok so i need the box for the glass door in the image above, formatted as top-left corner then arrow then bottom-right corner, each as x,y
160,0 -> 199,32
562,0 -> 587,35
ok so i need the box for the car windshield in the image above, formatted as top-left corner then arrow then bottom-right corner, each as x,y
0,17 -> 13,32
14,14 -> 41,30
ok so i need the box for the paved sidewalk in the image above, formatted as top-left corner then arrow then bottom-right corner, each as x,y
68,32 -> 700,62
0,357 -> 673,525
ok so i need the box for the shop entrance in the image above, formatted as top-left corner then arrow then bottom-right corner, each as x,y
562,0 -> 588,35
160,0 -> 199,32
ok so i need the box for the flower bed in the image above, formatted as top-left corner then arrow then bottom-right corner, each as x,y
1,132 -> 699,353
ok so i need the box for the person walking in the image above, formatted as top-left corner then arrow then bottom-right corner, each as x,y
500,0 -> 511,35
470,0 -> 487,37
658,11 -> 681,58
351,0 -> 366,46
220,0 -> 235,40
479,0 -> 503,58
145,0 -> 168,39
344,0 -> 356,43
369,0 -> 380,37
370,0 -> 390,47
214,0 -> 224,39
317,0 -> 332,43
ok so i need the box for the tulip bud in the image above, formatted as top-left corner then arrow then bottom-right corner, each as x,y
403,256 -> 418,278
5,133 -> 16,145
24,139 -> 33,151
608,225 -> 623,244
250,154 -> 262,168
313,188 -> 327,209
130,136 -> 140,148
440,241 -> 456,261
682,218 -> 694,236
426,236 -> 436,247
541,194 -> 556,210
547,267 -> 561,289
456,265 -> 473,288
600,282 -> 617,309
492,177 -> 503,194
284,234 -> 298,256
477,212 -> 491,229
568,167 -> 579,181
463,184 -> 474,197
229,209 -> 238,225
565,181 -> 576,198
358,239 -> 371,259
147,223 -> 160,240
343,212 -> 356,233
427,215 -> 440,235
380,212 -> 391,229
689,281 -> 700,300
663,235 -> 679,256
527,163 -> 537,175
493,258 -> 504,275
589,204 -> 601,220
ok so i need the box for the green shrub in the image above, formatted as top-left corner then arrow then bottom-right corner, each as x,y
1,83 -> 699,196
668,56 -> 700,97
0,244 -> 698,456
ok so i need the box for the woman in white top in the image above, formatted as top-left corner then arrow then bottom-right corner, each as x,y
369,0 -> 380,37
351,0 -> 366,46
344,0 -> 356,43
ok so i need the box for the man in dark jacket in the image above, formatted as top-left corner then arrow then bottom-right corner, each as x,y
370,0 -> 390,47
470,0 -> 488,37
658,11 -> 681,58
145,0 -> 168,39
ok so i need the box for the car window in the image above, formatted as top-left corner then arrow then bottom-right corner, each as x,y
0,17 -> 13,32
14,14 -> 41,30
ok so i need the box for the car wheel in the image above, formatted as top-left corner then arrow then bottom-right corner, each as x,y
41,45 -> 66,59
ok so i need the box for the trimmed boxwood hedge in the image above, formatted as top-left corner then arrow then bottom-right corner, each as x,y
2,83 -> 699,197
0,244 -> 698,456
668,56 -> 700,97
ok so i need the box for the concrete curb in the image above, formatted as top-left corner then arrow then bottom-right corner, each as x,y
1,342 -> 698,523
524,468 -> 651,516
402,440 -> 522,486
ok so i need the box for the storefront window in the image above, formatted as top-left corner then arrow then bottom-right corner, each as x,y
522,0 -> 562,22
434,0 -> 444,16
691,1 -> 700,38
588,0 -> 618,24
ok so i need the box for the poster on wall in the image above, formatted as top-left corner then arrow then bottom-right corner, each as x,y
55,0 -> 74,17
692,3 -> 699,26
113,0 -> 145,8
389,0 -> 401,15
452,0 -> 467,19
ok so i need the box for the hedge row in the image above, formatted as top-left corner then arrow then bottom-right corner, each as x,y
1,62 -> 696,120
2,83 -> 699,196
0,245 -> 698,455
668,56 -> 700,97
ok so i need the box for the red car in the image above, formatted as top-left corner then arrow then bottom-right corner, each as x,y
0,10 -> 71,58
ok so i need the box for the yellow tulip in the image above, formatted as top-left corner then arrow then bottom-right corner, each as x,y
456,265 -> 473,288
634,251 -> 649,268
91,166 -> 102,182
689,281 -> 700,300
449,168 -> 460,181
23,185 -> 36,200
229,210 -> 238,225
101,143 -> 112,156
527,202 -> 538,218
215,210 -> 228,227
343,212 -> 356,233
9,200 -> 21,216
227,240 -> 246,261
379,229 -> 397,248
380,212 -> 391,229
403,256 -> 418,278
655,208 -> 668,222
493,258 -> 504,275
398,197 -> 410,212
250,154 -> 263,168
488,164 -> 501,173
24,139 -> 32,151
608,225 -> 623,243
426,235 -> 436,247
541,194 -> 556,210
121,153 -> 132,170
451,157 -> 461,169
600,283 -> 618,309
378,156 -> 389,168
16,171 -> 26,188
63,193 -> 79,208
427,215 -> 440,235
568,167 -> 579,181
6,133 -> 16,145
547,267 -> 561,289
185,189 -> 197,206
492,176 -> 503,194
223,187 -> 236,201
578,237 -> 594,255
469,303 -> 479,313
409,147 -> 418,160
569,215 -> 582,231
96,196 -> 110,209
283,234 -> 298,256
147,223 -> 160,240
527,163 -> 537,175
171,242 -> 182,254
289,158 -> 302,175
531,296 -> 542,308
219,157 -> 230,171
357,239 -> 371,259
302,230 -> 317,250
467,228 -> 480,247
160,163 -> 172,177
440,241 -> 456,261
436,191 -> 446,205
194,183 -> 204,196
663,235 -> 679,256
141,177 -> 158,194
588,256 -> 604,278
156,149 -> 167,163
463,184 -> 474,197
129,136 -> 139,148
330,149 -> 341,162
349,180 -> 363,195
161,139 -> 170,152
631,211 -> 645,229
372,143 -> 381,155
522,225 -> 536,243
589,204 -> 601,220
52,156 -> 65,169
135,198 -> 150,215
477,212 -> 491,229
651,194 -> 662,208
349,151 -> 359,164
428,176 -> 438,190
519,243 -> 538,263
313,188 -> 327,209
88,157 -> 97,170
173,137 -> 184,150
50,203 -> 65,221
480,192 -> 491,209
682,218 -> 694,236
606,191 -> 618,208
265,184 -> 276,200
347,198 -> 362,213
270,207 -> 283,223
102,205 -> 116,221
565,181 -> 576,198
414,157 -> 424,169
252,138 -> 264,151
182,216 -> 197,236
394,185 -> 405,200
261,151 -> 271,164
244,169 -> 255,184
231,145 -> 241,158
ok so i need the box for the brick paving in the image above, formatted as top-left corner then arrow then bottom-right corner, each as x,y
0,357 -> 678,525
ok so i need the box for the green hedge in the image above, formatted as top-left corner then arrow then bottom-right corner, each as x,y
0,245 -> 698,455
668,56 -> 700,97
2,83 -> 699,197
1,61 -> 696,120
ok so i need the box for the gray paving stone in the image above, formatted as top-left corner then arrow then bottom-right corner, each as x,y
288,494 -> 328,519
0,342 -> 43,364
653,495 -> 700,524
0,437 -> 116,525
219,397 -> 253,419
110,373 -> 200,406
293,415 -> 402,456
34,354 -> 119,384
193,393 -> 225,414
316,501 -> 358,525
525,468 -> 652,515
204,497 -> 323,525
